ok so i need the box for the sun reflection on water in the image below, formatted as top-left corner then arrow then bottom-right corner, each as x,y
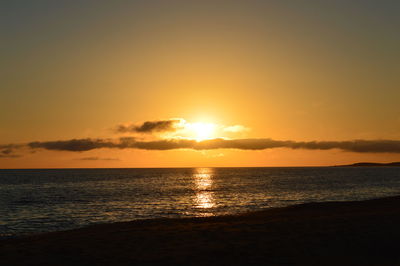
196,191 -> 215,209
193,168 -> 215,213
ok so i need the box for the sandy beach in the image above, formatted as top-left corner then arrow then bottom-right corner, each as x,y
2,196 -> 400,265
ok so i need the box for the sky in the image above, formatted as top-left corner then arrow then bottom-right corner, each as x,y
1,0 -> 399,168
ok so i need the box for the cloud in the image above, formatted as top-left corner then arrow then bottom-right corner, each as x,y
1,148 -> 13,155
16,138 -> 400,153
76,157 -> 120,161
116,119 -> 182,134
0,145 -> 22,158
4,118 -> 400,160
223,125 -> 249,133
0,154 -> 21,158
288,139 -> 400,153
2,136 -> 400,158
28,138 -> 117,152
0,144 -> 23,150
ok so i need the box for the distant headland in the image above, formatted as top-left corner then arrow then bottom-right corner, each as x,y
334,162 -> 400,167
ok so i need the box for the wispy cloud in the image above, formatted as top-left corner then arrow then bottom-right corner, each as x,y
222,125 -> 249,133
76,157 -> 120,161
0,154 -> 21,158
1,148 -> 13,155
0,144 -> 23,158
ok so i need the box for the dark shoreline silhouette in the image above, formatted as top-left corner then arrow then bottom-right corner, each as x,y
334,162 -> 400,167
1,196 -> 400,265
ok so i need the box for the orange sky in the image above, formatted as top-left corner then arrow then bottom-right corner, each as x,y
1,1 -> 399,168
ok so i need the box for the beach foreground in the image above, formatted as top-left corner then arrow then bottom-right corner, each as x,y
1,197 -> 400,265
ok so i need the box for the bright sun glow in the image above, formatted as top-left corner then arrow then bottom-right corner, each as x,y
188,122 -> 216,141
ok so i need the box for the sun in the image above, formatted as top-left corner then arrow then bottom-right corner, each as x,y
189,122 -> 216,141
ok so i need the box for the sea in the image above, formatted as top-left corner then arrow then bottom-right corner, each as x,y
1,167 -> 400,238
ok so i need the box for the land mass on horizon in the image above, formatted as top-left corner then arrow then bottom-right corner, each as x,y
334,162 -> 400,167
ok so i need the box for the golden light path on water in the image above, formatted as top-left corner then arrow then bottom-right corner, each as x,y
193,168 -> 215,215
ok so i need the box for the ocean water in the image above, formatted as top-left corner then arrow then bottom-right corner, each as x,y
1,167 -> 400,237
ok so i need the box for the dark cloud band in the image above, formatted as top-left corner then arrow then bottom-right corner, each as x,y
28,139 -> 116,151
19,138 -> 400,153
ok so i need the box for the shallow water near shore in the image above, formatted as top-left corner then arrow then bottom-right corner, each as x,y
1,167 -> 400,236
